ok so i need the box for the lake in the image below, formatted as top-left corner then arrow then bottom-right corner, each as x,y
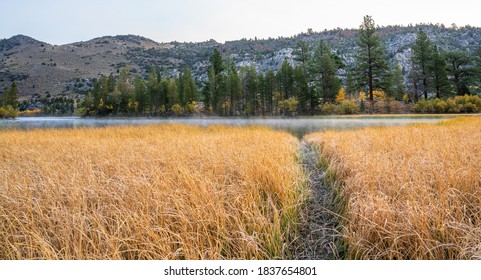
0,116 -> 452,138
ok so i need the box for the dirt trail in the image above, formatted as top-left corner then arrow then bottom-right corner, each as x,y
289,140 -> 343,260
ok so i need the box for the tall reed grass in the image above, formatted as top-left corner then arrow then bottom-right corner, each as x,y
306,117 -> 481,259
0,125 -> 304,259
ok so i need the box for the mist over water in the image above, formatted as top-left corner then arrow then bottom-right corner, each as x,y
0,116 -> 450,138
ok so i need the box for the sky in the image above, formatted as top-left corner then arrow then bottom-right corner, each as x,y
1,0 -> 480,45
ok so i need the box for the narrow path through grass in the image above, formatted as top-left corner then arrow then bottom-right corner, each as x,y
290,141 -> 343,259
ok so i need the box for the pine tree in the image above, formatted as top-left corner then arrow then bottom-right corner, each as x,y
412,29 -> 433,99
294,41 -> 309,72
445,50 -> 474,95
390,60 -> 406,100
258,74 -> 266,116
264,70 -> 275,115
147,66 -> 160,113
244,65 -> 258,115
91,78 -> 101,112
227,65 -> 242,116
182,67 -> 198,104
317,41 -> 344,69
293,66 -> 308,114
167,78 -> 179,109
134,76 -> 148,115
117,66 -> 133,114
278,59 -> 294,100
107,74 -> 116,93
475,45 -> 481,95
346,73 -> 356,96
210,48 -> 224,75
3,81 -> 19,109
100,75 -> 110,109
160,79 -> 170,113
205,49 -> 225,114
430,46 -> 452,98
307,42 -> 341,103
319,52 -> 341,102
353,16 -> 389,104
216,74 -> 228,115
205,66 -> 215,111
177,71 -> 185,106
107,79 -> 115,113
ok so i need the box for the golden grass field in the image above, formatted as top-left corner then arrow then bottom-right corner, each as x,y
306,116 -> 481,259
2,116 -> 481,260
0,125 -> 304,259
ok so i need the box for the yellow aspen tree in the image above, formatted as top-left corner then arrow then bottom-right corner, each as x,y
335,87 -> 346,103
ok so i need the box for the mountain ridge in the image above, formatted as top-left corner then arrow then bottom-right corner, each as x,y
1,24 -> 481,99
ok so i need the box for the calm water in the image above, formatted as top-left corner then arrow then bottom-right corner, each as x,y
0,116 -> 451,138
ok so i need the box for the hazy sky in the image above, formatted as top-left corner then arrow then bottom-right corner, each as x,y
1,0 -> 480,45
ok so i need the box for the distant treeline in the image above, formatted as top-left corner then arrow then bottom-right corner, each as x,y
81,65 -> 198,116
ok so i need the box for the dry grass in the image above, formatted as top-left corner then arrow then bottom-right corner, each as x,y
0,124 -> 304,259
306,116 -> 481,259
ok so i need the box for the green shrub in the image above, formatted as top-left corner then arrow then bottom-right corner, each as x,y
0,105 -> 18,119
454,94 -> 468,105
185,101 -> 197,114
320,102 -> 336,114
159,105 -> 166,115
434,99 -> 448,113
338,100 -> 359,114
446,99 -> 460,113
414,95 -> 481,114
279,98 -> 299,116
284,97 -> 299,116
171,104 -> 183,116
463,102 -> 478,113
453,95 -> 481,112
467,96 -> 478,106
413,99 -> 428,113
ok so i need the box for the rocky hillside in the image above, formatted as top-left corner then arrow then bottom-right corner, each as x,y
1,24 -> 481,99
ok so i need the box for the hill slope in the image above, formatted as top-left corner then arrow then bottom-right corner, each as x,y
1,24 -> 481,99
